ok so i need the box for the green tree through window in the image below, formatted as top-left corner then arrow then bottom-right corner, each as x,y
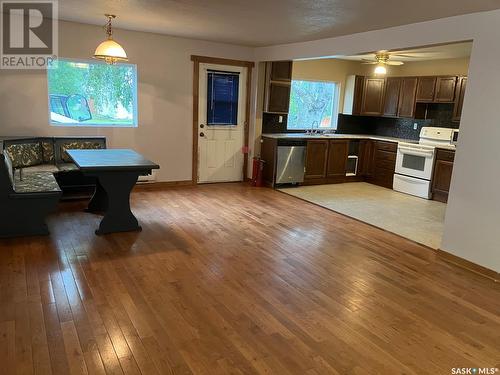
288,80 -> 339,130
48,59 -> 137,127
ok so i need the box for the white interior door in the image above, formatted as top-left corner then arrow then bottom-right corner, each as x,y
198,63 -> 247,183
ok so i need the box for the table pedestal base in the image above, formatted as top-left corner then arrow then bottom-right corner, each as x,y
87,171 -> 141,235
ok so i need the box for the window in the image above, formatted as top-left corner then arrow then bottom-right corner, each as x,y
47,59 -> 138,127
207,71 -> 239,125
288,79 -> 340,130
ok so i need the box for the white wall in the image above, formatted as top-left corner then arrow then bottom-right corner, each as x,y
0,20 -> 254,182
254,10 -> 500,272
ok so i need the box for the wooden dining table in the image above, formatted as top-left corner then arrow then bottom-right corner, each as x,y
67,149 -> 160,235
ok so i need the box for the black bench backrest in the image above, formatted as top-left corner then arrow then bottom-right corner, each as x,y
0,153 -> 15,195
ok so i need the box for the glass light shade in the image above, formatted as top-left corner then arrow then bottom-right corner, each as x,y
93,39 -> 128,64
374,64 -> 387,75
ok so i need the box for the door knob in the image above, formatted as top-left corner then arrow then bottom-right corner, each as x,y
200,132 -> 205,137
200,124 -> 205,128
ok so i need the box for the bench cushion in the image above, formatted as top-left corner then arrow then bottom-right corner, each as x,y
6,142 -> 43,168
60,141 -> 104,162
20,164 -> 59,174
56,163 -> 78,172
41,141 -> 55,163
3,153 -> 14,187
14,172 -> 61,194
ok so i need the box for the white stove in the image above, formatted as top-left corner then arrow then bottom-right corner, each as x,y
393,127 -> 457,199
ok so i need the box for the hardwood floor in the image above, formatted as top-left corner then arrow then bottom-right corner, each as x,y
0,183 -> 499,374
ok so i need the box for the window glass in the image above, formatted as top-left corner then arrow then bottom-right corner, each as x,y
47,59 -> 138,127
207,71 -> 239,125
288,80 -> 339,130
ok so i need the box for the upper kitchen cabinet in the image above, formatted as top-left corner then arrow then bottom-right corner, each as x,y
416,77 -> 436,102
361,78 -> 385,116
397,77 -> 418,118
383,77 -> 402,117
270,61 -> 293,82
416,76 -> 457,103
343,75 -> 364,115
263,61 -> 293,114
453,76 -> 467,121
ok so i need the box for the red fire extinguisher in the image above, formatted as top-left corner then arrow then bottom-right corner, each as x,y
251,157 -> 265,187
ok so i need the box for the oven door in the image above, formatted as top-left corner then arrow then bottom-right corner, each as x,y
395,145 -> 434,180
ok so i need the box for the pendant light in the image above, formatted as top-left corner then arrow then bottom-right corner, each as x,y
93,14 -> 128,64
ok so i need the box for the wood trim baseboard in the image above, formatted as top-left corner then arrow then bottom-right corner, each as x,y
134,180 -> 193,191
437,248 -> 499,282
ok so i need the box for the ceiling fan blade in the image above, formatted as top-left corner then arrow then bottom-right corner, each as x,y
386,61 -> 404,66
361,62 -> 377,64
391,52 -> 437,58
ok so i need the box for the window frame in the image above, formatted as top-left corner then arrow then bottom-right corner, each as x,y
287,78 -> 341,131
47,57 -> 139,128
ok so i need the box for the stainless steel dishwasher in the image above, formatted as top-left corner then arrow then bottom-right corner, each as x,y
276,140 -> 306,184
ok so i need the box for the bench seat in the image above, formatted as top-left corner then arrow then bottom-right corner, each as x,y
13,172 -> 61,194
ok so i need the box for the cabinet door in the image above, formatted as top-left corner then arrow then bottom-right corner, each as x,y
435,76 -> 457,102
326,140 -> 349,178
452,76 -> 467,121
352,75 -> 365,115
361,78 -> 385,116
432,159 -> 454,202
397,77 -> 418,117
304,140 -> 328,179
358,140 -> 374,177
271,61 -> 293,81
267,82 -> 290,113
416,77 -> 436,102
383,77 -> 401,117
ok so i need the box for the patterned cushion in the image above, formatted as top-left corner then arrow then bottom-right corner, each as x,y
42,141 -> 55,163
13,172 -> 61,194
6,142 -> 43,168
60,141 -> 104,162
21,164 -> 59,174
57,163 -> 79,172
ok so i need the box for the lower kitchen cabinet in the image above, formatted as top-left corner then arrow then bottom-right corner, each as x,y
369,141 -> 397,189
326,140 -> 349,178
304,140 -> 329,180
432,148 -> 455,203
358,140 -> 374,177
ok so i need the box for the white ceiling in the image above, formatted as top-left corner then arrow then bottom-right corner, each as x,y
337,42 -> 473,62
58,0 -> 500,47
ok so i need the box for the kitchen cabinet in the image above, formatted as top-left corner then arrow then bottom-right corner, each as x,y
397,77 -> 418,117
361,78 -> 385,116
452,76 -> 467,121
304,140 -> 329,180
263,61 -> 293,114
416,76 -> 457,103
260,136 -> 277,187
326,140 -> 349,178
416,77 -> 437,102
432,148 -> 455,203
383,77 -> 402,117
358,139 -> 374,177
435,76 -> 457,102
343,75 -> 364,115
370,141 -> 397,189
270,61 -> 293,81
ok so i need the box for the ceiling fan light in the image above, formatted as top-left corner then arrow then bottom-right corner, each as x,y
374,64 -> 387,75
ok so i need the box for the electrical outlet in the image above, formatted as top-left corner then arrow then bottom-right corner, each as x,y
278,115 -> 283,123
413,123 -> 418,130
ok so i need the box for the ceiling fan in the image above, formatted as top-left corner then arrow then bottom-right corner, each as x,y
361,52 -> 404,75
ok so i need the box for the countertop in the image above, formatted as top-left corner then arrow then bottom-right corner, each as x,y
261,133 -> 456,150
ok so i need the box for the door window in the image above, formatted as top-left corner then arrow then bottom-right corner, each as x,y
206,71 -> 239,126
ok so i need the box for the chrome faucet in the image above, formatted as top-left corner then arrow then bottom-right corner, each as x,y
306,120 -> 319,135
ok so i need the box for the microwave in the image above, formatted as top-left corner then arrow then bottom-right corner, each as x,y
452,129 -> 459,145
